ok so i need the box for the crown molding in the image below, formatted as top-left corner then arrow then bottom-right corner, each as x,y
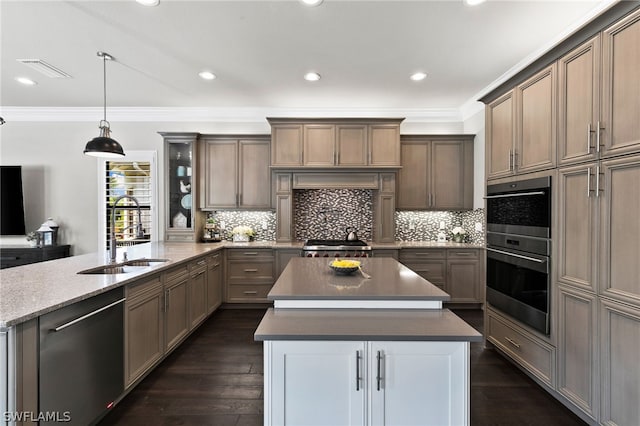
0,106 -> 465,124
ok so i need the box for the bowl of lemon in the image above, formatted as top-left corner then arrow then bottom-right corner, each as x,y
329,259 -> 361,275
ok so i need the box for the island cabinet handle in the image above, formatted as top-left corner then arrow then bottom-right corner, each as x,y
504,337 -> 521,349
356,351 -> 362,391
376,350 -> 383,391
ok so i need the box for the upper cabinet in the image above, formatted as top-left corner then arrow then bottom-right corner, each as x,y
161,132 -> 200,242
200,136 -> 271,210
601,9 -> 640,158
268,118 -> 403,168
486,64 -> 557,180
397,135 -> 474,210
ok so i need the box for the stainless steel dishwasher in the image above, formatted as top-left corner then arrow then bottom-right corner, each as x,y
39,288 -> 125,425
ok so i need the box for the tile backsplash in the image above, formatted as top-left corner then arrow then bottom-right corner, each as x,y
206,190 -> 485,244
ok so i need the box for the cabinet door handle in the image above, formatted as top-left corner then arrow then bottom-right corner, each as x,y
587,167 -> 593,197
596,165 -> 603,197
508,149 -> 513,171
513,150 -> 518,170
355,350 -> 362,391
244,268 -> 258,273
192,270 -> 205,278
376,350 -> 383,391
504,337 -> 521,349
596,121 -> 603,153
52,298 -> 126,332
243,290 -> 258,295
587,123 -> 594,153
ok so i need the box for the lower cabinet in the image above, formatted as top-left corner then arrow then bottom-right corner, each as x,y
164,265 -> 190,352
264,340 -> 469,426
206,251 -> 223,313
225,248 -> 275,303
124,275 -> 164,388
188,258 -> 208,329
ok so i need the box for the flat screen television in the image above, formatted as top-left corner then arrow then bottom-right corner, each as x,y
0,165 -> 27,235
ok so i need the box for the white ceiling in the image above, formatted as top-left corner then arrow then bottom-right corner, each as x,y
0,0 -> 616,122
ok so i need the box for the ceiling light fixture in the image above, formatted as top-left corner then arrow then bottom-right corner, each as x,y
300,0 -> 324,6
464,0 -> 486,6
15,77 -> 37,86
83,51 -> 125,158
410,72 -> 427,81
304,72 -> 321,81
199,71 -> 216,80
135,0 -> 160,6
16,59 -> 72,78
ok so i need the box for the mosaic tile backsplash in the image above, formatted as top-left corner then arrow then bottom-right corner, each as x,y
206,191 -> 485,244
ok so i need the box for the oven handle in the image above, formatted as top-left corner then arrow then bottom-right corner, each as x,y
484,191 -> 546,199
486,247 -> 545,263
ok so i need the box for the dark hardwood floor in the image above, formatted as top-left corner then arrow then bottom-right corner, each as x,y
100,308 -> 586,426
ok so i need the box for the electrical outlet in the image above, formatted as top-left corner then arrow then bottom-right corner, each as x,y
409,220 -> 415,230
220,221 -> 226,230
475,222 -> 483,232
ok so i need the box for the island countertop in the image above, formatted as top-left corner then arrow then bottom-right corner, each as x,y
268,257 -> 449,309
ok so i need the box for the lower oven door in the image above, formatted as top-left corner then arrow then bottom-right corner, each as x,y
486,247 -> 550,335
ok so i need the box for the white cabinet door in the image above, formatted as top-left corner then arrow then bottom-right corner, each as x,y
369,341 -> 469,426
266,341 -> 366,426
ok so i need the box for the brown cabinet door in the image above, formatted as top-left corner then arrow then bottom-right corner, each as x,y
304,124 -> 336,166
202,139 -> 238,208
336,124 -> 367,166
447,259 -> 481,303
558,36 -> 601,166
189,268 -> 208,329
557,165 -> 598,293
206,254 -> 223,313
516,64 -> 557,174
271,124 -> 303,166
239,139 -> 271,208
486,90 -> 516,180
369,124 -> 400,166
431,140 -> 473,210
599,154 -> 640,305
397,141 -> 429,209
165,277 -> 189,352
601,9 -> 640,158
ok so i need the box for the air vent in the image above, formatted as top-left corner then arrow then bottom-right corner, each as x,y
16,59 -> 72,78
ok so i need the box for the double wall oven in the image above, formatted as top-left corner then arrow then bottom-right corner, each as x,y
485,176 -> 551,335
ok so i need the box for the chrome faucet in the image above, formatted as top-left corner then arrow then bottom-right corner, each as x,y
110,195 -> 145,263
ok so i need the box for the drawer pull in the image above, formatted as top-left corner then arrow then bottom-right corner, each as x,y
415,253 -> 431,256
243,291 -> 258,295
243,252 -> 259,256
454,252 -> 472,256
244,268 -> 258,272
504,337 -> 521,349
197,260 -> 206,266
192,270 -> 205,277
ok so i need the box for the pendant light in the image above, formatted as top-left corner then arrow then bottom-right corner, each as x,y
84,51 -> 125,158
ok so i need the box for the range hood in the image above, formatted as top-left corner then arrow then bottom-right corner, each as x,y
291,172 -> 381,190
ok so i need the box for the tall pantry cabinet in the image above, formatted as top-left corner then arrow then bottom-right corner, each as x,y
555,8 -> 640,425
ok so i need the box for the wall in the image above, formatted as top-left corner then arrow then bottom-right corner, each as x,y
0,116 -> 482,254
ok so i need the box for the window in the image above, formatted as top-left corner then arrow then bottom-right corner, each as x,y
100,151 -> 157,252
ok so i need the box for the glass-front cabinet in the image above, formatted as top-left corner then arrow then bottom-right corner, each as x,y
160,132 -> 200,241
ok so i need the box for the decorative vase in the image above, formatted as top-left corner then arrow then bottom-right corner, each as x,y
233,234 -> 250,242
452,234 -> 465,243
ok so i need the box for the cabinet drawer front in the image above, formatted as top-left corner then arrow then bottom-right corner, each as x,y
227,284 -> 272,302
126,275 -> 162,300
487,312 -> 555,385
189,257 -> 208,273
227,260 -> 274,280
399,249 -> 447,261
164,264 -> 189,284
401,261 -> 446,284
207,251 -> 222,267
226,249 -> 274,259
447,249 -> 479,260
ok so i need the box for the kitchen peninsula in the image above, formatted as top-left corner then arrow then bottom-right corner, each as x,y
255,257 -> 482,426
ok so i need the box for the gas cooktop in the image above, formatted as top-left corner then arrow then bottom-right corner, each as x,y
304,239 -> 369,247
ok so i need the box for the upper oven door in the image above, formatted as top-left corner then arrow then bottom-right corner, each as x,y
486,176 -> 551,238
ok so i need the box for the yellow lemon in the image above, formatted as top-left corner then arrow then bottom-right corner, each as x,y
331,259 -> 360,268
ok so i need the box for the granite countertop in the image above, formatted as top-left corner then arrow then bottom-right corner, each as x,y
269,257 -> 449,301
254,308 -> 483,342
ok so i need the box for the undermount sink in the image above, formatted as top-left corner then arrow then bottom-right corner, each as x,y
78,258 -> 169,275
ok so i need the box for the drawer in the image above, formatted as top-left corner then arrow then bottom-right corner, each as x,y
189,256 -> 207,273
487,311 -> 555,386
207,251 -> 222,267
226,284 -> 272,302
164,264 -> 189,284
126,275 -> 162,300
447,249 -> 479,260
227,260 -> 274,281
402,261 -> 446,284
227,248 -> 274,260
399,249 -> 447,261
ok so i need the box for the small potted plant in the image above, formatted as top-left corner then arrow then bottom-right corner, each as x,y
26,231 -> 39,247
451,226 -> 466,243
231,225 -> 255,242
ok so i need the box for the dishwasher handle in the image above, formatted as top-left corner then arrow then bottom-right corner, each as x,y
52,297 -> 126,332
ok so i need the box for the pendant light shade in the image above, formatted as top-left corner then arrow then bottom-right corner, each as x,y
84,51 -> 125,158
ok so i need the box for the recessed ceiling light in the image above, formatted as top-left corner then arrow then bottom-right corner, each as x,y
410,72 -> 427,81
199,71 -> 216,80
304,72 -> 321,81
464,0 -> 486,6
300,0 -> 323,6
15,77 -> 37,86
136,0 -> 160,6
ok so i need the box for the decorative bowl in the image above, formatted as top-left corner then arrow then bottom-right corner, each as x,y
329,259 -> 361,275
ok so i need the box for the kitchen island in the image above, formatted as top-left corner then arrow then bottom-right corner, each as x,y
255,257 -> 482,426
